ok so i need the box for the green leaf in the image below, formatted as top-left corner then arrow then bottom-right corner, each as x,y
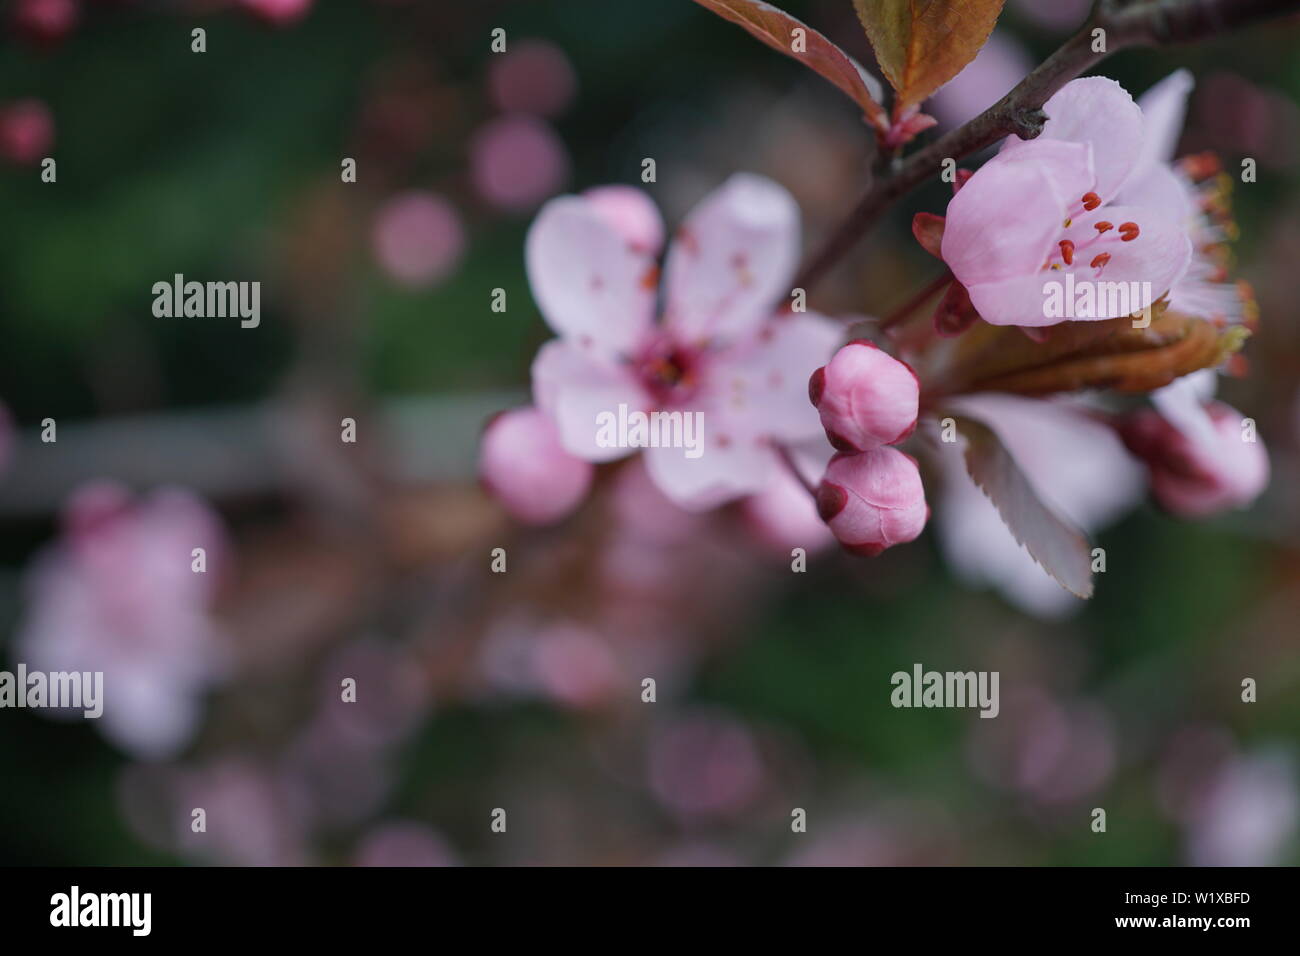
692,0 -> 888,130
952,415 -> 1094,599
852,0 -> 1007,116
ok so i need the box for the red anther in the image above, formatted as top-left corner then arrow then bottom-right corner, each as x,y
1119,222 -> 1140,241
1094,221 -> 1114,234
1081,192 -> 1102,211
1058,240 -> 1075,265
1090,252 -> 1111,270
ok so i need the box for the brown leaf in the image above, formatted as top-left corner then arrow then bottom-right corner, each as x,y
911,211 -> 945,258
961,313 -> 1244,396
693,0 -> 888,129
853,0 -> 1007,116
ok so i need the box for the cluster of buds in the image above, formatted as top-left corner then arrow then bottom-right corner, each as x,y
808,341 -> 927,556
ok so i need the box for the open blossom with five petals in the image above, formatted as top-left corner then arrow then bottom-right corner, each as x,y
524,174 -> 843,510
941,77 -> 1193,327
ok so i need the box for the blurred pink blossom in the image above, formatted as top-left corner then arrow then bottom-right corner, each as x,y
173,758 -> 309,866
479,406 -> 594,525
371,190 -> 465,288
519,173 -> 842,510
1186,750 -> 1298,866
929,30 -> 1032,130
240,0 -> 313,26
966,688 -> 1116,805
648,712 -> 763,819
740,447 -> 834,556
488,39 -> 577,118
9,0 -> 79,47
531,621 -> 621,710
17,482 -> 229,758
355,821 -> 459,867
0,99 -> 54,165
1122,372 -> 1269,517
470,114 -> 570,212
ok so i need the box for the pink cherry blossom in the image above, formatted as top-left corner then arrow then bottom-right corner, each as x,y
522,173 -> 843,510
816,447 -> 928,556
479,405 -> 594,524
16,482 -> 229,758
932,394 -> 1145,617
941,77 -> 1192,327
1120,371 -> 1268,517
809,339 -> 919,452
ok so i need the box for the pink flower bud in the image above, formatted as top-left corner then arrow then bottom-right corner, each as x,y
0,99 -> 54,165
808,340 -> 919,452
815,448 -> 928,556
479,406 -> 593,525
1120,401 -> 1268,518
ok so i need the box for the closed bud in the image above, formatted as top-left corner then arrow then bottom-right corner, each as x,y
479,406 -> 593,525
815,448 -> 928,556
808,340 -> 919,452
1119,401 -> 1268,518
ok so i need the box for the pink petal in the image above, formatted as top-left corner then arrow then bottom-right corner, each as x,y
708,311 -> 844,444
943,143 -> 1086,287
664,174 -> 800,346
530,340 -> 651,462
1002,76 -> 1143,201
642,433 -> 775,511
1114,162 -> 1193,224
525,195 -> 657,361
582,185 -> 665,257
1136,70 -> 1194,172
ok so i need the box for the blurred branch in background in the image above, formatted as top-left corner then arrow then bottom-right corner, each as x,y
0,390 -> 523,518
